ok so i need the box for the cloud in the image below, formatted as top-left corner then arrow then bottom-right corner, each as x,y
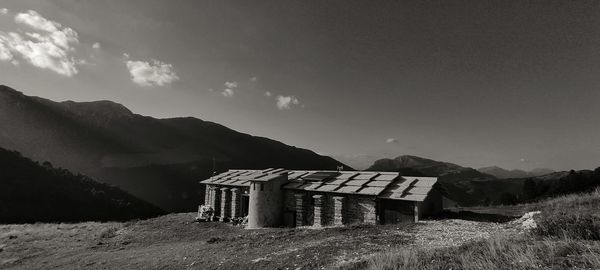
222,88 -> 234,97
386,138 -> 398,144
92,42 -> 100,49
276,95 -> 300,110
125,59 -> 179,87
0,10 -> 81,76
0,8 -> 8,15
0,41 -> 13,61
219,81 -> 239,97
264,91 -> 272,97
250,76 -> 258,82
224,81 -> 238,89
519,158 -> 529,163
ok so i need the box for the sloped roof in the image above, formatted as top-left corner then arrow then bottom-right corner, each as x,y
199,169 -> 437,201
377,176 -> 438,201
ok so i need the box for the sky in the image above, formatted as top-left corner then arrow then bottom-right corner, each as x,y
1,0 -> 599,171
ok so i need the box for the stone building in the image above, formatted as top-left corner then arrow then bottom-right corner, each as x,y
200,168 -> 442,228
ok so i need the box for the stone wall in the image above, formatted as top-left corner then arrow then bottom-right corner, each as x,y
343,195 -> 377,224
285,192 -> 377,226
283,190 -> 296,227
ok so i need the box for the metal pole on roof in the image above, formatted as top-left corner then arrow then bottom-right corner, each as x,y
213,157 -> 217,177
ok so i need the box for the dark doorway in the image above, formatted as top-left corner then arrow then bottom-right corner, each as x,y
241,195 -> 250,217
379,199 -> 414,224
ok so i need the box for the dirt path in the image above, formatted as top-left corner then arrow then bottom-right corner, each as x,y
409,219 -> 520,249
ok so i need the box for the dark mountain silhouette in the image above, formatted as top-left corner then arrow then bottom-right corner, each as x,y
367,155 -> 495,184
0,85 -> 349,212
367,155 -> 600,206
514,168 -> 600,204
478,166 -> 555,179
0,147 -> 163,223
367,155 -> 506,206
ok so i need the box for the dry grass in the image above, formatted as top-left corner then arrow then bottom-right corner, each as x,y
345,189 -> 600,270
345,235 -> 600,270
0,214 -> 414,269
534,188 -> 600,240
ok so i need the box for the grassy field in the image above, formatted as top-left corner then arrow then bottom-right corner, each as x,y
1,214 -> 419,269
346,189 -> 600,270
2,190 -> 598,269
0,212 -> 513,269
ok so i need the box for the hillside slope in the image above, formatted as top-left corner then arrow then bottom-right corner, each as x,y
0,148 -> 163,223
367,155 -> 600,206
478,166 -> 554,179
351,189 -> 600,270
0,85 -> 349,212
367,155 -> 499,205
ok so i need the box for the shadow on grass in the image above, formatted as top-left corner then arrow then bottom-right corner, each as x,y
432,210 -> 517,223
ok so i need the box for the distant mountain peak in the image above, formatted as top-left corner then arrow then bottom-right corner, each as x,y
369,154 -> 483,177
60,100 -> 134,119
477,166 -> 556,179
0,84 -> 25,97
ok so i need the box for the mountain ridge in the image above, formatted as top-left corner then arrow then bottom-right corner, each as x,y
0,85 -> 350,212
0,147 -> 163,223
478,166 -> 555,179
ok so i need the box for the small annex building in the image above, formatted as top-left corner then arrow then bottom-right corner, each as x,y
199,168 -> 442,228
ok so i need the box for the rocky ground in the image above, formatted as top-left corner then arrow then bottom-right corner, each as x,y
0,212 -> 526,270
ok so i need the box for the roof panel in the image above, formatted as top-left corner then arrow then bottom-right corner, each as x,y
218,179 -> 244,186
373,173 -> 399,181
357,186 -> 386,195
366,180 -> 391,187
302,182 -> 323,190
283,182 -> 304,189
353,173 -> 379,180
325,179 -> 347,185
336,185 -> 362,193
398,194 -> 428,201
213,178 -> 233,184
405,187 -> 432,195
288,171 -> 312,179
334,172 -> 359,180
413,179 -> 437,187
269,168 -> 286,174
344,180 -> 370,186
238,173 -> 267,180
303,171 -> 340,182
316,184 -> 339,192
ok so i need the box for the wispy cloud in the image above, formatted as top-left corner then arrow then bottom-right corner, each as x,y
222,88 -> 234,97
0,10 -> 81,76
124,56 -> 179,87
221,81 -> 238,97
0,8 -> 8,15
92,42 -> 100,50
264,91 -> 272,97
250,76 -> 258,82
276,95 -> 300,110
224,81 -> 238,89
386,138 -> 398,144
